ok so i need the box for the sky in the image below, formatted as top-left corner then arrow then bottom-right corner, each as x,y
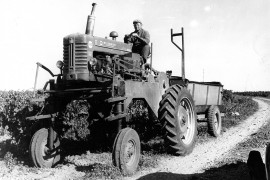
0,0 -> 270,91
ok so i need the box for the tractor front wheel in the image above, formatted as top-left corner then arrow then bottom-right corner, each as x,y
158,84 -> 197,156
30,128 -> 61,168
112,127 -> 140,175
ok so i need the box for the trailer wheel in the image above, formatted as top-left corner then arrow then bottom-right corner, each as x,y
112,128 -> 140,175
207,105 -> 222,137
30,128 -> 61,168
158,84 -> 197,156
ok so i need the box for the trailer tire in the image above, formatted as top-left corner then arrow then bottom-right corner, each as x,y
30,128 -> 61,168
207,105 -> 222,137
158,84 -> 197,156
112,128 -> 140,175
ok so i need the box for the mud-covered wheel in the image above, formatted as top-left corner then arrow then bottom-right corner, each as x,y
30,128 -> 61,168
112,127 -> 140,175
158,84 -> 197,156
265,143 -> 270,179
207,105 -> 222,137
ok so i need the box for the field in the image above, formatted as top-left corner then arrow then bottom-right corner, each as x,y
0,90 -> 268,179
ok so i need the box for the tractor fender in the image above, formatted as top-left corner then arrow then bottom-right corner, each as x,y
155,72 -> 169,95
29,119 -> 51,137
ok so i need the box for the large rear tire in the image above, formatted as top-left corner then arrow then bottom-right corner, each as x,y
207,105 -> 222,137
112,128 -> 140,175
158,84 -> 197,156
30,128 -> 61,168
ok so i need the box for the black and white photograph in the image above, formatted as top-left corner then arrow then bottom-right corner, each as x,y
0,0 -> 270,179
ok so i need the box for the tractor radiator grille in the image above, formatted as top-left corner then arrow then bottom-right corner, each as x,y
63,43 -> 88,72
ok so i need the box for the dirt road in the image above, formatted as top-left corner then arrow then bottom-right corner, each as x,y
127,98 -> 270,180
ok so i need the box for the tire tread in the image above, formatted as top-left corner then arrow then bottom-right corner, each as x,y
158,85 -> 197,156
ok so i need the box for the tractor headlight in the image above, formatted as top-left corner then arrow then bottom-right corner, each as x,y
56,61 -> 64,69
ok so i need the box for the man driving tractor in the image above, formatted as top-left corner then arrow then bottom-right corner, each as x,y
124,19 -> 150,64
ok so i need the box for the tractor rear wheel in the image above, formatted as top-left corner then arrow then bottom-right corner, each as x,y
158,84 -> 197,156
112,127 -> 140,175
207,105 -> 222,137
30,128 -> 61,168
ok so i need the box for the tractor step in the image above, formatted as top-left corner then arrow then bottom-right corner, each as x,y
26,113 -> 57,121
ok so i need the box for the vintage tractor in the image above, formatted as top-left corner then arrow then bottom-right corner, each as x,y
27,3 -> 223,174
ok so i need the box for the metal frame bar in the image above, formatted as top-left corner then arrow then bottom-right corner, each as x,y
171,27 -> 185,81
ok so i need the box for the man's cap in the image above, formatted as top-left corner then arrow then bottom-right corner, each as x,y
133,19 -> 142,24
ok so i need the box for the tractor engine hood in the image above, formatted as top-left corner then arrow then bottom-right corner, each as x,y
62,33 -> 132,81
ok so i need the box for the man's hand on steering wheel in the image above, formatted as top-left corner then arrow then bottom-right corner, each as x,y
131,33 -> 139,38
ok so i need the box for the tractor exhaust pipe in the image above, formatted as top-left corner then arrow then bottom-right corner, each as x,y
85,3 -> 97,36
